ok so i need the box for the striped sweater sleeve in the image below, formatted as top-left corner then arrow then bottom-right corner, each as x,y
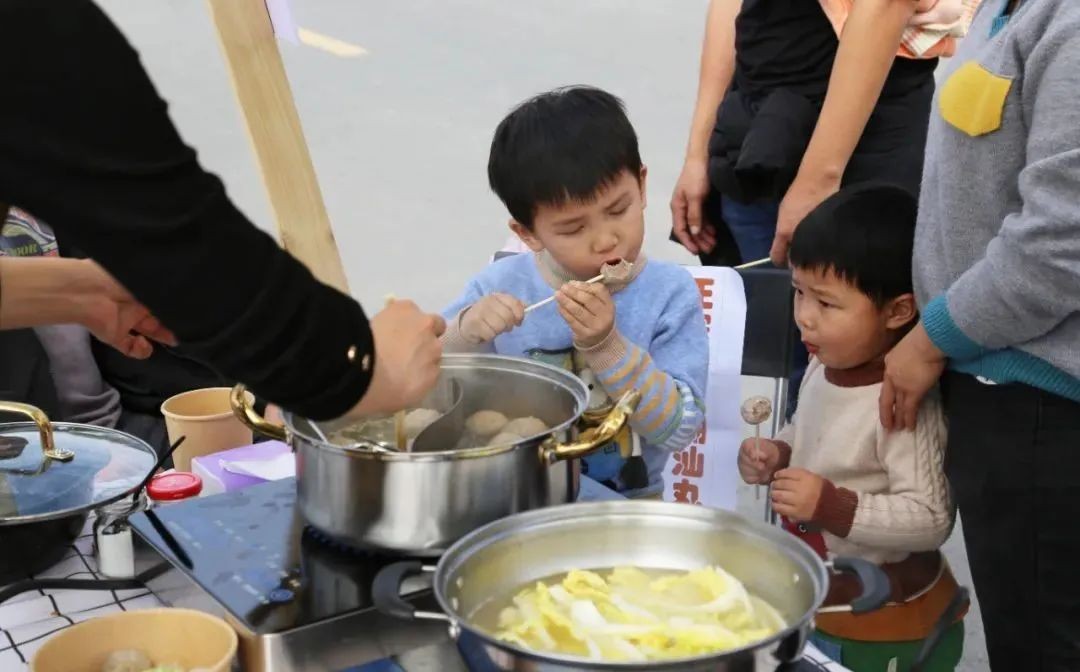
579,327 -> 705,453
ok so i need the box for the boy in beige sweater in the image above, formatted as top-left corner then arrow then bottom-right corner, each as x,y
738,184 -> 962,671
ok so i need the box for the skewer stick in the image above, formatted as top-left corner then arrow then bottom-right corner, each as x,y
734,257 -> 773,270
524,273 -> 604,314
384,295 -> 409,452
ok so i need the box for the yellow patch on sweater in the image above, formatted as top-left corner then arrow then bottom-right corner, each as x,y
939,61 -> 1013,137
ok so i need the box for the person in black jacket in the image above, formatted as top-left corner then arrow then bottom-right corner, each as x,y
670,0 -> 935,268
669,0 -> 936,415
0,1 -> 444,423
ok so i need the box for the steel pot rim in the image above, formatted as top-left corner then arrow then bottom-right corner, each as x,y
370,501 -> 834,668
237,354 -> 591,455
432,501 -> 825,667
294,354 -> 589,458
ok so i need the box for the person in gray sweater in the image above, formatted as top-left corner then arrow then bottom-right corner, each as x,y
879,1 -> 1080,669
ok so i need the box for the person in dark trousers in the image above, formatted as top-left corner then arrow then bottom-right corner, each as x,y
0,0 -> 444,423
882,1 -> 1080,669
669,0 -> 949,415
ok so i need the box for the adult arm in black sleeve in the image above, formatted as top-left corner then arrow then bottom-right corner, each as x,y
0,0 -> 373,420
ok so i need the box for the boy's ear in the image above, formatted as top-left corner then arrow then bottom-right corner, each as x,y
509,219 -> 544,252
885,293 -> 918,330
638,165 -> 648,209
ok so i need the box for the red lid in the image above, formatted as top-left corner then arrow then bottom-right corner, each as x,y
147,472 -> 203,501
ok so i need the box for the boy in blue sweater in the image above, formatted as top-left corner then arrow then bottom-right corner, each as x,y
442,86 -> 708,496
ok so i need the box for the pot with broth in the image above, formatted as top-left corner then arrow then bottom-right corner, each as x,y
374,501 -> 890,671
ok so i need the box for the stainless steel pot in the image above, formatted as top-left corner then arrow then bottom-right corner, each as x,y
372,501 -> 890,671
230,355 -> 641,556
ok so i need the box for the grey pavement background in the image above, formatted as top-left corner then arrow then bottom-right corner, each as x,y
97,2 -> 988,669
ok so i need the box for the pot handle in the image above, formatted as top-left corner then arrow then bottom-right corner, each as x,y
372,561 -> 452,623
0,401 -> 73,462
823,557 -> 892,615
229,384 -> 287,442
909,586 -> 969,672
541,389 -> 642,463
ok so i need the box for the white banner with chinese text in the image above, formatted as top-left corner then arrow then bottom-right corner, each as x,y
662,267 -> 746,510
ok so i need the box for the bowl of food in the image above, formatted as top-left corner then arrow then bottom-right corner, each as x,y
31,608 -> 237,672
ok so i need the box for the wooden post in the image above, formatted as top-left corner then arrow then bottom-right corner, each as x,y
205,0 -> 350,293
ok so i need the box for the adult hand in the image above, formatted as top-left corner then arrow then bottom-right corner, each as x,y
770,173 -> 840,266
557,281 -> 616,348
347,299 -> 446,418
459,293 -> 525,344
880,321 -> 946,431
670,157 -> 718,255
78,260 -> 177,359
771,468 -> 826,522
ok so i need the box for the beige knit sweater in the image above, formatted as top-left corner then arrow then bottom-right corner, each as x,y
773,358 -> 954,566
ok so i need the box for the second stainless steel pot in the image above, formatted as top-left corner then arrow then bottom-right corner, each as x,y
373,501 -> 891,671
231,355 -> 640,555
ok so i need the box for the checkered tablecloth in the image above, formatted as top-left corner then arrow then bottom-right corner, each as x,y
0,519 -> 163,671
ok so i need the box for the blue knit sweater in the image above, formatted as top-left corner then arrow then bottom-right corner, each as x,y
441,253 -> 708,495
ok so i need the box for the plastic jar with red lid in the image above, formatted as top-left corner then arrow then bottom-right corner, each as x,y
147,471 -> 203,505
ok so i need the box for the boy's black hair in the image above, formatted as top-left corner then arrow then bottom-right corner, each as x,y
487,86 -> 642,228
789,182 -> 916,306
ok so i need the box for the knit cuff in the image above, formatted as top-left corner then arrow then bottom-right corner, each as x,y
440,307 -> 487,353
922,294 -> 986,361
812,480 -> 858,538
576,328 -> 629,374
768,441 -> 793,482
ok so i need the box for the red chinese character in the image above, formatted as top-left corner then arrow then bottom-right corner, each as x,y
672,446 -> 705,478
696,278 -> 715,333
695,422 -> 707,445
672,479 -> 700,504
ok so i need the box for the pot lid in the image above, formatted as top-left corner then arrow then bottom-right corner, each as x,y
0,418 -> 157,525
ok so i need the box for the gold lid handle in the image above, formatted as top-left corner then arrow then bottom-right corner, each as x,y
0,401 -> 73,462
230,385 -> 288,442
541,389 -> 642,463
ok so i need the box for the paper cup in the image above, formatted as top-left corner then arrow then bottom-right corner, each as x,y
161,387 -> 254,471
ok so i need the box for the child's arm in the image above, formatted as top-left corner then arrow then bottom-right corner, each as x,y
786,399 -> 953,551
578,282 -> 708,452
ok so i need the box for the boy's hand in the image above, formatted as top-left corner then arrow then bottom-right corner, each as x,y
771,468 -> 826,522
557,281 -> 615,348
460,293 -> 525,344
738,437 -> 781,484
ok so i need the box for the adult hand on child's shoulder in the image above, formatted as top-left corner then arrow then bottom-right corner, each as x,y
770,468 -> 826,522
880,321 -> 946,432
558,281 -> 615,348
738,437 -> 780,484
460,293 -> 524,344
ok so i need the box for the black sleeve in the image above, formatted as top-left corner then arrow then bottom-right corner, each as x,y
0,0 -> 374,421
